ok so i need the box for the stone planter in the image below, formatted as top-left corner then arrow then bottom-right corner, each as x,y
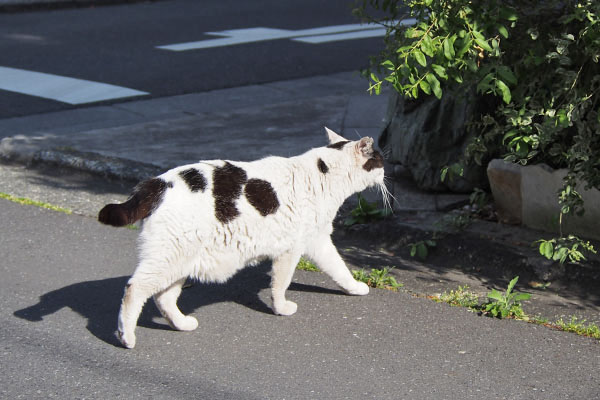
487,159 -> 600,241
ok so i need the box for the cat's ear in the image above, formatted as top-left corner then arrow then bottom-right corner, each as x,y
324,127 -> 347,144
355,137 -> 375,158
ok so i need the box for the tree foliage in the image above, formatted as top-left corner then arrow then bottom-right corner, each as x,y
354,0 -> 600,216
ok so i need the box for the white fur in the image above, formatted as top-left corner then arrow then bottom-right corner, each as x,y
116,128 -> 385,349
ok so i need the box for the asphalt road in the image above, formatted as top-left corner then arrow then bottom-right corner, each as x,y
2,197 -> 599,399
0,0 -> 384,118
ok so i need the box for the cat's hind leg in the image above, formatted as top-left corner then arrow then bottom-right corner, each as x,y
271,250 -> 302,316
117,278 -> 155,349
307,236 -> 369,296
154,278 -> 198,332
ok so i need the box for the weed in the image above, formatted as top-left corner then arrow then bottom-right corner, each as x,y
469,188 -> 491,210
437,212 -> 472,231
344,194 -> 391,226
555,317 -> 600,340
352,267 -> 403,291
408,239 -> 437,260
296,257 -> 320,272
437,285 -> 479,308
483,276 -> 531,319
536,235 -> 597,264
0,192 -> 71,215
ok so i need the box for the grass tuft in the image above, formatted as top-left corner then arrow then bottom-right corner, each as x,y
0,192 -> 71,214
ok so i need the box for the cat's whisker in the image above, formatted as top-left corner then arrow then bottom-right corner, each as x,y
380,177 -> 397,212
353,129 -> 363,139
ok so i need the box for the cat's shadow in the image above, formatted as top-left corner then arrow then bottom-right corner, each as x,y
13,263 -> 341,347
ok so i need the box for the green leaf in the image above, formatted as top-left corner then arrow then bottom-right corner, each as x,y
443,37 -> 455,60
416,243 -> 428,260
496,79 -> 512,104
539,241 -> 554,259
456,37 -> 472,57
507,276 -> 519,294
425,73 -> 442,99
496,66 -> 517,85
381,60 -> 395,70
487,289 -> 503,301
513,293 -> 531,302
421,35 -> 435,57
472,31 -> 493,52
498,25 -> 509,39
440,166 -> 448,182
431,64 -> 448,80
500,7 -> 518,21
419,79 -> 431,95
477,72 -> 495,93
414,49 -> 427,67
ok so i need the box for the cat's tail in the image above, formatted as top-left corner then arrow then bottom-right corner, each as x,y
98,178 -> 168,227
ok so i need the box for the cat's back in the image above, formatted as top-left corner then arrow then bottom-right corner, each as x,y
147,156 -> 297,229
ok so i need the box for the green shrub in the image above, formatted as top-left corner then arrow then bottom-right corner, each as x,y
355,0 -> 599,257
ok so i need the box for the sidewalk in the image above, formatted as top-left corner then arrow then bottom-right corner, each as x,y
1,70 -> 599,327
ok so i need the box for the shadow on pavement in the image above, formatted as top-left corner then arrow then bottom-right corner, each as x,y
13,263 -> 343,347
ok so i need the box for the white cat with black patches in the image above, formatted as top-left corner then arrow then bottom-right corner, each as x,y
99,127 -> 388,349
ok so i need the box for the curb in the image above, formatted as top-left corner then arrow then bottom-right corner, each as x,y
0,0 -> 159,12
1,146 -> 161,182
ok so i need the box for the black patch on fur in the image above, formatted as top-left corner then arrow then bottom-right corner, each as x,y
244,179 -> 280,216
317,158 -> 329,174
213,162 -> 248,223
362,151 -> 385,172
179,168 -> 206,192
327,140 -> 351,150
98,178 -> 168,227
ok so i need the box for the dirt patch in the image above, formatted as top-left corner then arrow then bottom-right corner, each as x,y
333,213 -> 600,326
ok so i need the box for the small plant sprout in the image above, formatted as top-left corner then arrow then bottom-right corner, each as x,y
352,267 -> 403,291
438,285 -> 479,308
344,193 -> 392,226
296,257 -> 320,272
483,276 -> 531,319
408,239 -> 437,260
555,317 -> 600,340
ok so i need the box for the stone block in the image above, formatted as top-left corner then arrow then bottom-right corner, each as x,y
487,159 -> 600,240
486,159 -> 522,224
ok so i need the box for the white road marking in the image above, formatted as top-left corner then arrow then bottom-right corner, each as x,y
294,19 -> 417,44
157,20 -> 417,51
0,66 -> 149,104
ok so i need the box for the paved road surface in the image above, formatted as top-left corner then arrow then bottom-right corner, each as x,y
2,198 -> 598,399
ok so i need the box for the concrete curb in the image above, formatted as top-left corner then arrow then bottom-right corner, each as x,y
0,0 -> 156,12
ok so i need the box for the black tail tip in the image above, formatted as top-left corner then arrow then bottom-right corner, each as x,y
98,204 -> 129,227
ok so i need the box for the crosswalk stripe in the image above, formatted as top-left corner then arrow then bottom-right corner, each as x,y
157,20 -> 416,51
0,66 -> 149,105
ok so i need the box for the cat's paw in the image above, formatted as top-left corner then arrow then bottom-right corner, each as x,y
116,329 -> 136,349
345,281 -> 369,296
172,315 -> 199,331
273,300 -> 298,316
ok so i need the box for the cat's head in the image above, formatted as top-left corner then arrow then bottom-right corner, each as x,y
323,127 -> 386,191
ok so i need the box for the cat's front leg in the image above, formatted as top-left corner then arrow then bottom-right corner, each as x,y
271,250 -> 302,316
307,236 -> 369,296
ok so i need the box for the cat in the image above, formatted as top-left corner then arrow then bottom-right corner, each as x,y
98,127 -> 387,349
